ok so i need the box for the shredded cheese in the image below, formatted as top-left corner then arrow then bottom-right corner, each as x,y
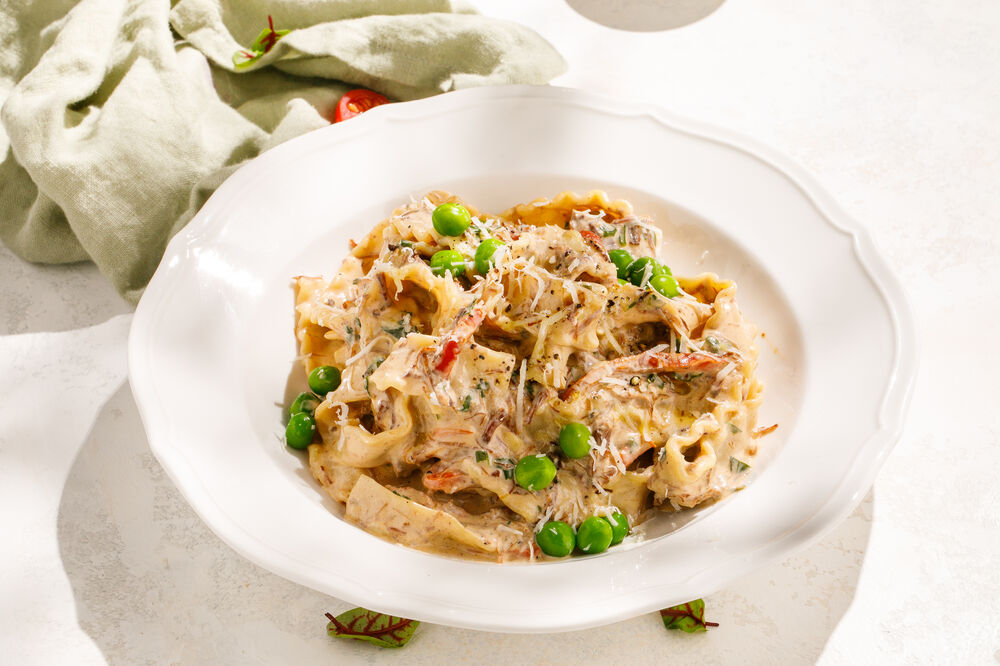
603,326 -> 625,356
345,336 -> 381,366
516,359 -> 527,434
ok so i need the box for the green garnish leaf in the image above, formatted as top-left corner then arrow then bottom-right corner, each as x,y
729,457 -> 750,473
325,608 -> 419,648
475,450 -> 488,463
659,599 -> 718,633
233,15 -> 289,69
398,239 -> 414,248
728,422 -> 741,434
460,395 -> 472,412
600,224 -> 617,238
474,378 -> 490,397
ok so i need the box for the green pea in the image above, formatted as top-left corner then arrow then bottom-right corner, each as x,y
514,454 -> 557,491
285,412 -> 316,450
576,516 -> 613,554
308,365 -> 341,395
626,257 -> 667,287
535,520 -> 575,557
430,249 -> 466,277
608,249 -> 634,279
606,509 -> 629,545
649,273 -> 680,298
558,422 -> 591,459
432,202 -> 472,236
289,391 -> 321,417
474,238 -> 505,274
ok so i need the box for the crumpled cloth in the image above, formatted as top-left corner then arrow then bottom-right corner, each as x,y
0,0 -> 565,302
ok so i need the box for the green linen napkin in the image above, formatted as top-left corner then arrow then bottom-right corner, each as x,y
0,0 -> 565,303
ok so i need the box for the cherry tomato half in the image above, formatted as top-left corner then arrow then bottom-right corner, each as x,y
335,89 -> 390,122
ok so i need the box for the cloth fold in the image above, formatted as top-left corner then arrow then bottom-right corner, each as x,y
0,0 -> 565,302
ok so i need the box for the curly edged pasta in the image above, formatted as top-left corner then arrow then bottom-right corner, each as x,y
291,190 -> 771,561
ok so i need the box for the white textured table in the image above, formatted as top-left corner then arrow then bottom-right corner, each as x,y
2,2 -> 998,663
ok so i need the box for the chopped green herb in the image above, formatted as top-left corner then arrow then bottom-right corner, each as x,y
492,457 -> 517,480
475,450 -> 489,463
457,297 -> 479,320
382,312 -> 415,339
618,224 -> 628,247
345,317 -> 362,344
600,224 -> 617,238
728,422 -> 741,434
729,457 -> 750,473
647,374 -> 667,389
459,395 -> 472,412
398,239 -> 414,248
363,357 -> 385,394
669,371 -> 703,382
474,379 -> 489,398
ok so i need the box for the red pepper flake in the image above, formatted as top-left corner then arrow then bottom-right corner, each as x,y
435,338 -> 461,373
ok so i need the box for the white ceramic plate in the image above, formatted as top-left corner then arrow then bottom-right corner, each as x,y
129,85 -> 916,633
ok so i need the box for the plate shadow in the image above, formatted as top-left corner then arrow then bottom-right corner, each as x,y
56,384 -> 873,663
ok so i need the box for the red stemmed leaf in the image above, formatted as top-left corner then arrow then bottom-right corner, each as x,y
659,599 -> 719,633
325,608 -> 420,648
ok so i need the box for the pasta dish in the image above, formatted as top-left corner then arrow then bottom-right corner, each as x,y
289,191 -> 771,561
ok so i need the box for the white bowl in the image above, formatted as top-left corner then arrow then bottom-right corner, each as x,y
129,85 -> 916,633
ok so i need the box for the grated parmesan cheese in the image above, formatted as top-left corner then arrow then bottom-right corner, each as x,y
608,441 -> 627,474
496,524 -> 521,537
534,504 -> 555,532
516,359 -> 527,434
345,336 -> 380,366
603,327 -> 625,356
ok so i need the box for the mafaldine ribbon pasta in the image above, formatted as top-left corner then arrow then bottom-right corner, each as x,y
293,191 -> 769,561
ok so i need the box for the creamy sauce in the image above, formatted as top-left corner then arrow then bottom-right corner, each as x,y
294,191 -> 766,561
